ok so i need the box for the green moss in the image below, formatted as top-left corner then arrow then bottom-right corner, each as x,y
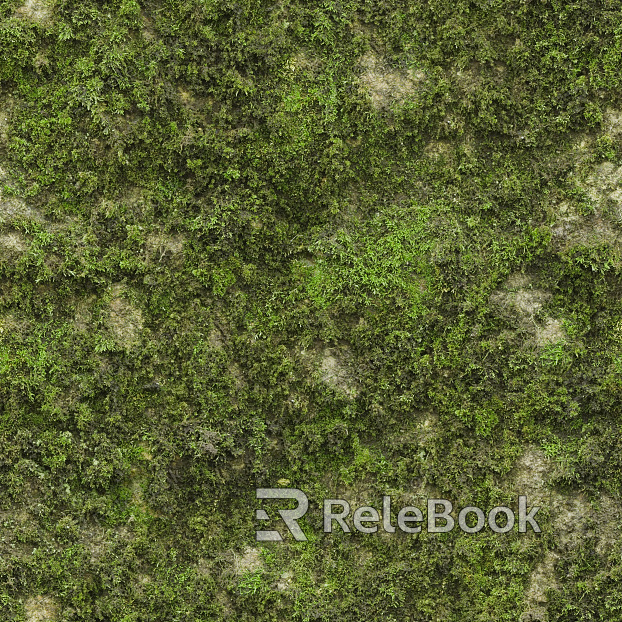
3,0 -> 622,618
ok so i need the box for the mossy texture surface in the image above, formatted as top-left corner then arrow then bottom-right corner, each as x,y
2,0 -> 622,619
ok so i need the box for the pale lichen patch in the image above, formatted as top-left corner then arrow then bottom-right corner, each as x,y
319,347 -> 359,398
451,62 -> 482,95
145,232 -> 185,264
0,193 -> 38,224
0,232 -> 28,254
551,160 -> 622,252
285,50 -> 323,74
584,161 -> 622,205
208,328 -> 224,349
24,595 -> 60,622
423,140 -> 453,161
510,449 -> 558,621
276,570 -> 294,591
140,10 -> 157,40
535,318 -> 565,346
511,447 -> 621,618
16,0 -> 53,23
228,362 -> 245,390
550,201 -> 582,241
108,284 -> 143,348
490,274 -> 550,318
176,86 -> 211,114
81,524 -> 107,564
521,551 -> 559,622
358,51 -> 426,110
0,312 -> 28,335
489,275 -> 569,347
0,112 -> 9,144
72,296 -> 96,332
233,546 -> 263,576
513,289 -> 549,316
603,108 -> 622,136
593,494 -> 622,557
510,446 -> 551,505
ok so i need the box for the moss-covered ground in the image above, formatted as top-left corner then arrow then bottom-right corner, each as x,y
2,0 -> 622,619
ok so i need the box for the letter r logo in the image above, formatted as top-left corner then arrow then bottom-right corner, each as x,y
255,488 -> 309,541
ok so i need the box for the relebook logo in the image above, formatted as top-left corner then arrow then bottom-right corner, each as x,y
255,488 -> 542,542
